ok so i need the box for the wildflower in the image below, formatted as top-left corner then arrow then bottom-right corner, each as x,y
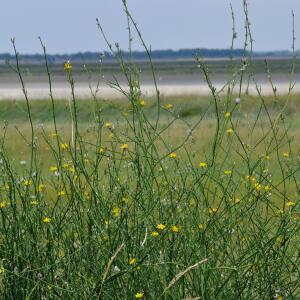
254,183 -> 262,191
30,200 -> 38,206
199,162 -> 207,168
38,184 -> 45,192
198,224 -> 204,230
57,190 -> 66,196
265,155 -> 270,160
42,217 -> 52,224
113,207 -> 121,218
108,133 -> 114,140
151,231 -> 159,237
234,198 -> 241,204
139,99 -> 145,107
113,265 -> 121,272
0,267 -> 4,274
63,60 -> 72,71
135,292 -> 144,299
282,152 -> 289,158
276,236 -> 284,245
224,170 -> 232,175
235,97 -> 241,104
157,223 -> 166,230
208,207 -> 218,214
50,166 -> 58,172
120,144 -> 129,150
129,258 -> 136,265
264,185 -> 272,193
63,163 -> 69,169
83,159 -> 90,164
226,128 -> 234,134
23,179 -> 32,187
171,225 -> 180,233
224,112 -> 231,118
104,122 -> 112,129
99,147 -> 105,154
165,103 -> 173,109
68,167 -> 75,173
0,202 -> 7,209
286,201 -> 296,207
60,143 -> 68,150
168,152 -> 177,159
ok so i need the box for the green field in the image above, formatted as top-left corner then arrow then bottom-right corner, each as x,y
1,0 -> 300,297
0,89 -> 300,298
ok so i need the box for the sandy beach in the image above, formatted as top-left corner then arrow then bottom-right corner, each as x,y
0,80 -> 298,100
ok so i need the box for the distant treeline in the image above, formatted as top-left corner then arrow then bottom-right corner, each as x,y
0,48 -> 296,64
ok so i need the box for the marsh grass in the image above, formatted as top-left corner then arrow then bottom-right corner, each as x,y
0,1 -> 300,299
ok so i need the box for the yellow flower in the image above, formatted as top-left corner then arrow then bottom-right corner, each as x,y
113,207 -> 121,218
60,143 -> 69,150
151,231 -> 159,237
0,267 -> 4,274
135,292 -> 144,299
50,166 -> 58,172
30,200 -> 38,206
198,224 -> 204,230
139,99 -> 145,107
63,163 -> 70,169
23,179 -> 32,187
157,223 -> 166,230
286,201 -> 296,207
42,217 -> 52,224
226,128 -> 234,134
108,133 -> 114,140
254,183 -> 262,191
168,152 -> 177,159
208,207 -> 218,214
199,162 -> 207,168
283,152 -> 289,158
99,147 -> 105,154
224,112 -> 231,118
129,258 -> 136,265
104,122 -> 112,129
83,159 -> 90,164
276,236 -> 284,245
64,60 -> 72,71
234,198 -> 241,204
265,155 -> 270,160
58,190 -> 66,196
165,103 -> 173,109
224,170 -> 232,175
68,167 -> 75,173
38,184 -> 45,192
120,144 -> 129,150
0,202 -> 7,209
264,185 -> 271,193
171,225 -> 180,233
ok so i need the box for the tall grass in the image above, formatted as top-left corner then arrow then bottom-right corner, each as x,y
0,1 -> 299,299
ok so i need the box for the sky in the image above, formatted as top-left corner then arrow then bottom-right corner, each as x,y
0,0 -> 300,54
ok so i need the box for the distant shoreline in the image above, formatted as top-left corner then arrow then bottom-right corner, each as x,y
0,80 -> 298,100
0,48 -> 297,65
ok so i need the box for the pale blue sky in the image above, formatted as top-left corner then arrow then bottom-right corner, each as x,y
1,0 -> 299,54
